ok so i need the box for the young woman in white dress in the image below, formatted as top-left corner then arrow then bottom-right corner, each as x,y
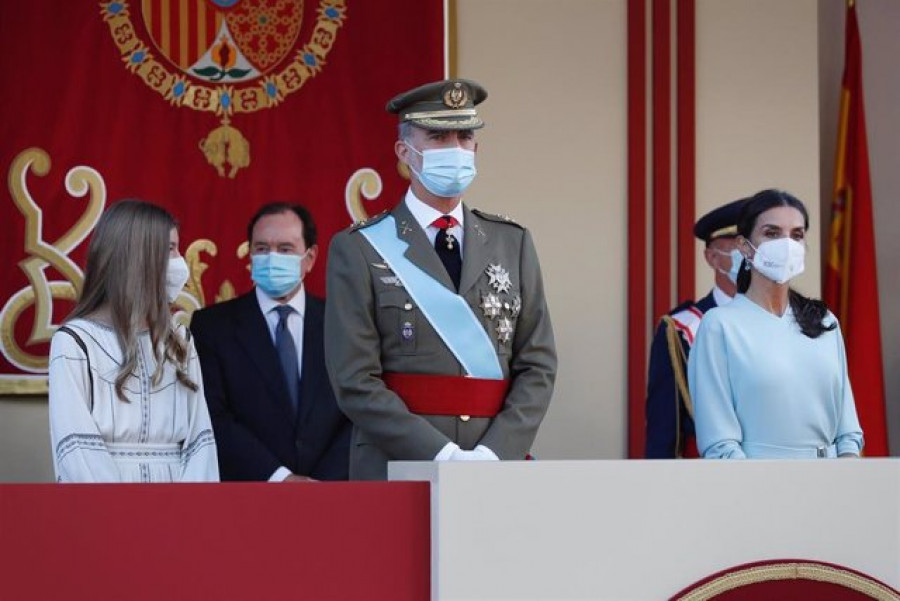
48,199 -> 219,481
688,189 -> 863,459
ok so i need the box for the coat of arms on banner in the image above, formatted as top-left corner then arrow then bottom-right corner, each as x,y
1,0 -> 442,394
101,0 -> 346,178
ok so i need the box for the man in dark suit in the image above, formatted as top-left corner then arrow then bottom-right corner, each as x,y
191,203 -> 350,481
644,197 -> 748,458
324,79 -> 557,480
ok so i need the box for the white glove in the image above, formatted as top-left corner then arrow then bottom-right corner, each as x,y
451,445 -> 499,461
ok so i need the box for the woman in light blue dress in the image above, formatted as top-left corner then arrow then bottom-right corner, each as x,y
688,189 -> 863,459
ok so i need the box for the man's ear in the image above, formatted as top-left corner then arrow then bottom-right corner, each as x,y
303,244 -> 319,273
395,139 -> 409,164
702,246 -> 718,270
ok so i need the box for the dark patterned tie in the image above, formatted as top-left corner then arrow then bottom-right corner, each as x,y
274,305 -> 300,415
432,215 -> 461,290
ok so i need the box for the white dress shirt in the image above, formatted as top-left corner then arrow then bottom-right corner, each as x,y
404,189 -> 465,253
712,285 -> 734,308
255,284 -> 306,481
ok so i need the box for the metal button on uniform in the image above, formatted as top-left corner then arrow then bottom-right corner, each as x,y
459,415 -> 470,422
404,302 -> 413,310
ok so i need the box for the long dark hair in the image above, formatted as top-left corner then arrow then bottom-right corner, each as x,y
736,189 -> 835,339
71,199 -> 197,400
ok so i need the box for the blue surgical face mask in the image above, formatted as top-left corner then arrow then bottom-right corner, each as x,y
405,142 -> 477,198
713,248 -> 745,284
251,251 -> 307,299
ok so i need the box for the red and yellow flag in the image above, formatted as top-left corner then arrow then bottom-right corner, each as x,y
824,1 -> 889,456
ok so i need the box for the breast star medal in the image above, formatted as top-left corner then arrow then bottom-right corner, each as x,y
480,293 -> 502,318
496,317 -> 514,343
485,263 -> 512,293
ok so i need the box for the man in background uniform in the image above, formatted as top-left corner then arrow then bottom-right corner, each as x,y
324,79 -> 557,480
645,198 -> 748,458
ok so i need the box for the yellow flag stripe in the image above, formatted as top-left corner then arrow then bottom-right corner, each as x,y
197,0 -> 207,62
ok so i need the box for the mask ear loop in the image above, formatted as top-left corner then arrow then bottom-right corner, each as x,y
738,237 -> 756,271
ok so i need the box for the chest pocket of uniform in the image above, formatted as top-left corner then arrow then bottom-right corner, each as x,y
377,290 -> 418,355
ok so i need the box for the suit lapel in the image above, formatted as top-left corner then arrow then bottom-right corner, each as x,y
297,299 -> 324,428
459,205 -> 491,295
232,293 -> 297,425
392,202 -> 456,291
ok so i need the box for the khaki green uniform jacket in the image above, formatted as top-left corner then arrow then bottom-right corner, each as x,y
324,200 -> 556,480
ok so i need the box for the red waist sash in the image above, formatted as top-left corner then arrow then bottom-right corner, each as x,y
383,372 -> 509,418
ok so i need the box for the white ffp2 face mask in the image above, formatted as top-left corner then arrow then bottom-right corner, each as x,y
749,237 -> 805,284
166,256 -> 190,303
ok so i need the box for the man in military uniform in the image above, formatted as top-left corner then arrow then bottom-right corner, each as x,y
324,79 -> 557,480
645,198 -> 748,458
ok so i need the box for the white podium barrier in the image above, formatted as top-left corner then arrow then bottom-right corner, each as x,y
389,459 -> 900,600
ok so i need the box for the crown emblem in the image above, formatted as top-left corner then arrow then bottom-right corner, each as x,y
100,0 -> 347,178
443,82 -> 468,109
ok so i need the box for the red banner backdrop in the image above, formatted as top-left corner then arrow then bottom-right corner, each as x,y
0,0 -> 444,393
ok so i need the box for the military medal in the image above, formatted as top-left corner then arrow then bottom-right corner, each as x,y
445,233 -> 457,250
402,321 -> 415,340
496,317 -> 513,343
480,293 -> 502,319
508,295 -> 522,318
486,263 -> 512,293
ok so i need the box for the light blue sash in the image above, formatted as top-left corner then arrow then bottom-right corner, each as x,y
360,215 -> 503,380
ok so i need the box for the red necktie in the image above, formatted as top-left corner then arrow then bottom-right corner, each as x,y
431,215 -> 461,290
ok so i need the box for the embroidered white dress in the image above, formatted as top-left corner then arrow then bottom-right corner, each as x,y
48,318 -> 219,482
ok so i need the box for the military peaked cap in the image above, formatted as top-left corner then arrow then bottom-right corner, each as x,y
386,79 -> 487,130
693,197 -> 750,243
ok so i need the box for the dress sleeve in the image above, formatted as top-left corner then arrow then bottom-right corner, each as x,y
178,332 -> 220,482
687,312 -> 745,459
48,329 -> 121,482
832,321 -> 864,456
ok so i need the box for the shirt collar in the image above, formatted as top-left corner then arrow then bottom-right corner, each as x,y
255,283 -> 306,318
712,285 -> 734,308
404,188 -> 465,231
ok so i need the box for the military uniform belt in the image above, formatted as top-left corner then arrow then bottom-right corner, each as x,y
384,373 -> 509,418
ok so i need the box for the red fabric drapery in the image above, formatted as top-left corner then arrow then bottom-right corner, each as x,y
0,0 -> 444,392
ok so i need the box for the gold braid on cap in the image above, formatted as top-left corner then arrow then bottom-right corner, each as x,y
708,225 -> 738,240
403,109 -> 478,120
407,115 -> 482,128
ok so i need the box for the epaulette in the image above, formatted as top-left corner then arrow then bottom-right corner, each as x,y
350,210 -> 389,231
472,208 -> 524,229
667,302 -> 704,346
668,298 -> 696,316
